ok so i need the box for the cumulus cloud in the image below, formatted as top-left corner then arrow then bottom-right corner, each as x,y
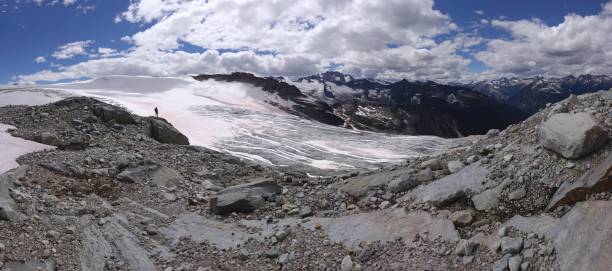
474,10 -> 484,16
20,0 -> 472,83
51,40 -> 94,59
20,0 -> 612,83
475,3 -> 612,77
18,49 -> 323,82
35,56 -> 47,63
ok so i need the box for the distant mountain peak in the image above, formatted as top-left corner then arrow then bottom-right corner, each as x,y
465,73 -> 612,113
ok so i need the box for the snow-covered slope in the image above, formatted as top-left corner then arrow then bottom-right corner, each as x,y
0,75 -> 464,175
0,124 -> 54,174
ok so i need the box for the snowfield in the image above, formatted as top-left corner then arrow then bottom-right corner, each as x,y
0,76 -> 464,175
0,124 -> 54,174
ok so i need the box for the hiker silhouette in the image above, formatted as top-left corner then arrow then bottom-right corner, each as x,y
154,107 -> 159,118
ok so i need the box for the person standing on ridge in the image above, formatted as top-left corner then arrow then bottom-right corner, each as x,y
154,107 -> 159,118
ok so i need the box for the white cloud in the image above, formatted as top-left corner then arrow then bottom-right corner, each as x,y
119,36 -> 133,44
35,56 -> 47,63
52,40 -> 94,60
19,49 -> 322,83
89,47 -> 122,58
21,0 -> 471,83
30,0 -> 76,6
76,4 -> 94,13
475,3 -> 612,77
21,0 -> 612,83
474,10 -> 484,16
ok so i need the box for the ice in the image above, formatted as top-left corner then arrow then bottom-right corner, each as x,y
0,124 -> 54,174
0,76 -> 466,175
0,88 -> 68,106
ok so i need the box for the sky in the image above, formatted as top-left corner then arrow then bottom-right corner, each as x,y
1,0 -> 612,84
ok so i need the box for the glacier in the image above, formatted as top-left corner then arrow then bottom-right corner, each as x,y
0,76 -> 466,175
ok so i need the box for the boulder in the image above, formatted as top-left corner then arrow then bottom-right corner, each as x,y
415,168 -> 434,182
471,188 -> 499,212
148,118 -> 190,145
58,135 -> 90,150
539,113 -> 608,159
117,164 -> 182,187
92,104 -> 135,124
210,178 -> 282,215
420,158 -> 443,170
454,239 -> 479,256
547,152 -> 612,210
388,174 -> 419,193
39,132 -> 61,146
340,256 -> 353,271
447,160 -> 465,173
450,210 -> 474,226
500,237 -> 523,254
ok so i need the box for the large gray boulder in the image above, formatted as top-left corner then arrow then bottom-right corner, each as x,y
547,152 -> 612,210
388,174 -> 419,193
210,178 -> 282,215
148,118 -> 190,145
539,113 -> 608,159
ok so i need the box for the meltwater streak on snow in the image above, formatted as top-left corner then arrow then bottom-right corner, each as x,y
0,124 -> 54,174
0,76 -> 463,175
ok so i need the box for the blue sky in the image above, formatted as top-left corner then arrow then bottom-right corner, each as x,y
2,0 -> 611,84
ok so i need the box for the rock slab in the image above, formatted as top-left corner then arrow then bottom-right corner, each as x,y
507,201 -> 612,271
404,163 -> 489,207
548,152 -> 612,210
304,208 -> 459,249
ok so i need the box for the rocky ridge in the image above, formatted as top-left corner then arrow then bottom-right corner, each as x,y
0,90 -> 610,270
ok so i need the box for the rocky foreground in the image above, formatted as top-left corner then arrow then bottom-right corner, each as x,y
0,90 -> 610,271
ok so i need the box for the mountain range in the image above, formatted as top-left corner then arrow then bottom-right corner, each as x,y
193,72 -> 612,138
195,72 -> 526,138
463,74 -> 612,113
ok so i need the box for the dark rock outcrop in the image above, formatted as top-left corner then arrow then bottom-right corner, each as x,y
92,104 -> 135,125
148,118 -> 190,145
210,178 -> 282,215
